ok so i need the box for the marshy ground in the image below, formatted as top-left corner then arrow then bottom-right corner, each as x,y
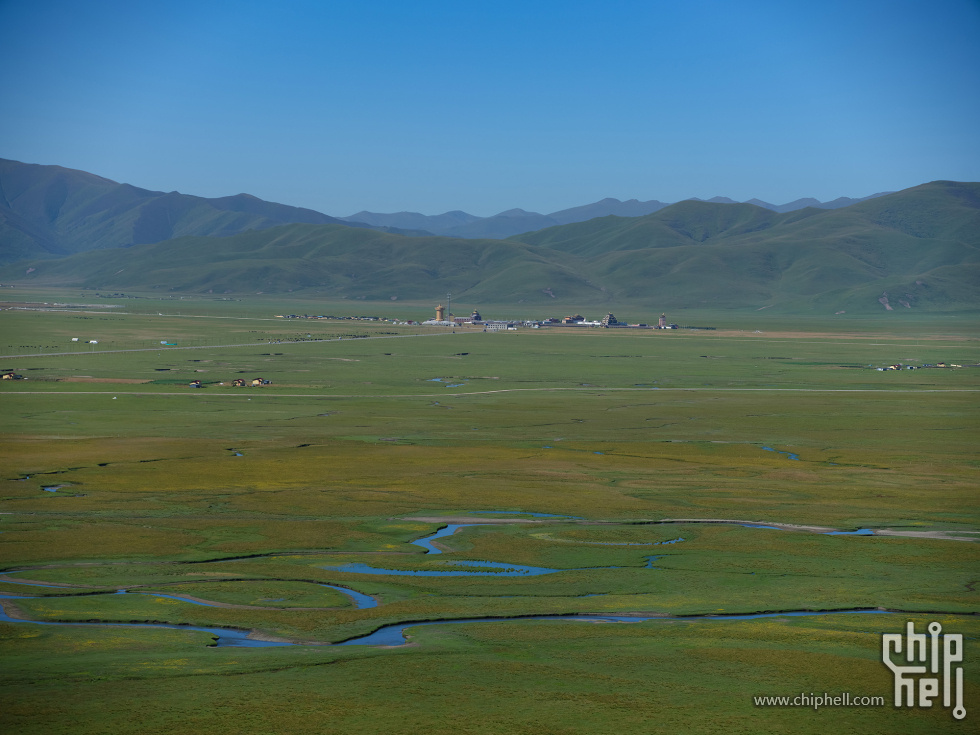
1,292 -> 977,733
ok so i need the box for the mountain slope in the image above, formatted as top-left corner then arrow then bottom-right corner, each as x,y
0,159 -> 898,256
506,181 -> 979,310
745,192 -> 893,212
341,209 -> 479,234
440,209 -> 562,239
0,158 -> 367,263
506,200 -> 824,256
511,182 -> 978,257
340,194 -> 891,238
546,198 -> 671,225
2,224 -> 603,303
2,181 -> 976,312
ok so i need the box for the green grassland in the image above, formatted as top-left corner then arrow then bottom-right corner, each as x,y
2,615 -> 977,734
1,293 -> 977,733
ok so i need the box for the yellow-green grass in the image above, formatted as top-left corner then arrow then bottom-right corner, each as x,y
4,286 -> 980,330
5,519 -> 976,644
1,294 -> 977,733
10,580 -> 356,617
2,300 -> 978,396
1,339 -> 976,395
1,614 -> 976,734
1,429 -> 975,533
134,580 -> 359,608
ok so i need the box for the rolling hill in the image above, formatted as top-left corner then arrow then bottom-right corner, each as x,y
508,181 -> 979,309
3,181 -> 976,312
1,224 -> 604,304
0,158 -> 380,263
1,159 -> 898,258
340,194 -> 890,239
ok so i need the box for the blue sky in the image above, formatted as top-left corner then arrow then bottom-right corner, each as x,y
1,0 -> 978,216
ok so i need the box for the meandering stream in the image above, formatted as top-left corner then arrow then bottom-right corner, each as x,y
338,609 -> 895,646
0,595 -> 289,647
0,514 -> 971,648
1,592 -> 895,648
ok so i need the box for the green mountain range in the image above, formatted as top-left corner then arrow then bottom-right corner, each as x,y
507,181 -> 979,310
1,158 -> 891,255
343,194 -> 890,239
2,224 -> 602,303
0,158 -> 383,263
0,159 -> 976,312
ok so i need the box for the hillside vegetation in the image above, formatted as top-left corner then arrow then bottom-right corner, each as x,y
1,178 -> 977,313
1,224 -> 604,304
343,194 -> 890,238
507,181 -> 979,310
1,160 -> 895,256
0,158 -> 366,262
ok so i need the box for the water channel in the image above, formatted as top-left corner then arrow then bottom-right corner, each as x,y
0,594 -> 288,647
338,609 -> 895,646
0,517 -> 934,648
0,593 -> 894,648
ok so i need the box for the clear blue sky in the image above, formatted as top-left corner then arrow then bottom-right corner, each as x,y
2,0 -> 978,216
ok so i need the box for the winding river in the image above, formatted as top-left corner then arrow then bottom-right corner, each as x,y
0,515 -> 971,648
0,594 -> 289,647
1,592 -> 894,648
338,609 -> 895,646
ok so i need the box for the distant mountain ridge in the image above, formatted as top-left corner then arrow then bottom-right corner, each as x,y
0,158 -> 389,263
0,158 -> 895,260
5,180 -> 976,314
340,192 -> 892,239
345,209 -> 480,233
3,158 -> 972,313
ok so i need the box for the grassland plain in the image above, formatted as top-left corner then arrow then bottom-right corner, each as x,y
1,292 -> 977,734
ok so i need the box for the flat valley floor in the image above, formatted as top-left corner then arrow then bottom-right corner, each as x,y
1,295 -> 977,734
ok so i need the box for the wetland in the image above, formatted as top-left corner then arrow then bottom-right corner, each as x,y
1,292 -> 977,734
